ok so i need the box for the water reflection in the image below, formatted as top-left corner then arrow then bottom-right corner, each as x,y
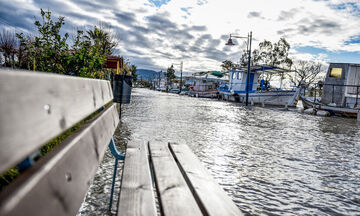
81,88 -> 360,215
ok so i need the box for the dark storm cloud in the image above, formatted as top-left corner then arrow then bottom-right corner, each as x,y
127,48 -> 144,56
173,45 -> 187,52
146,13 -> 177,31
277,28 -> 295,35
277,9 -> 299,21
133,25 -> 150,34
123,30 -> 153,49
115,12 -> 137,24
247,11 -> 263,19
203,47 -> 228,61
297,18 -> 341,35
33,0 -> 70,13
0,3 -> 35,32
187,25 -> 207,32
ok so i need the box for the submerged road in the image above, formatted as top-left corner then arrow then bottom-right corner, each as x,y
79,88 -> 360,216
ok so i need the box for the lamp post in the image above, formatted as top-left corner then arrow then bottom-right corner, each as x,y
225,32 -> 252,106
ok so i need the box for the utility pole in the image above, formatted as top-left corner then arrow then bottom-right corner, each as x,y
180,61 -> 183,93
245,31 -> 252,106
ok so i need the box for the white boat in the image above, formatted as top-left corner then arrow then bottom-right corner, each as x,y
218,65 -> 300,106
188,73 -> 225,98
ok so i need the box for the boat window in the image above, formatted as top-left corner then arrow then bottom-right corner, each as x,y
232,72 -> 236,80
329,68 -> 342,78
236,72 -> 240,79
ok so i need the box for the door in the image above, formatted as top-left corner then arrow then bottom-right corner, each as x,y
246,73 -> 255,91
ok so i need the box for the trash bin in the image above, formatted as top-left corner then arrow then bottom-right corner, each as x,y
113,74 -> 132,104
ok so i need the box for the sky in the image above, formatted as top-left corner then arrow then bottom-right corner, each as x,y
1,0 -> 360,73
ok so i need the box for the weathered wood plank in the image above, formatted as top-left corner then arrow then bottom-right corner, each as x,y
169,143 -> 243,216
149,142 -> 202,216
0,69 -> 113,174
0,104 -> 119,216
118,140 -> 156,216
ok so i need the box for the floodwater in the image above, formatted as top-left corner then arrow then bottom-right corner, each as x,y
79,88 -> 360,216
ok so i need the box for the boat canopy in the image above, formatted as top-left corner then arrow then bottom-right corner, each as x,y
237,65 -> 295,74
192,71 -> 226,77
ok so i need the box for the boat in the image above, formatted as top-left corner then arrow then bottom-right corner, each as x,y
188,72 -> 226,98
218,65 -> 300,106
300,63 -> 360,118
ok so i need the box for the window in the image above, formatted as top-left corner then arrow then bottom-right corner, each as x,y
329,68 -> 342,78
232,72 -> 236,80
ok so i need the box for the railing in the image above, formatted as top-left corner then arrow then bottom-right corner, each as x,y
305,82 -> 360,108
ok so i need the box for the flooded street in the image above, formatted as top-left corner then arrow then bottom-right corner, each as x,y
80,88 -> 360,215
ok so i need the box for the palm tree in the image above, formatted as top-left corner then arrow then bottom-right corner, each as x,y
86,26 -> 117,56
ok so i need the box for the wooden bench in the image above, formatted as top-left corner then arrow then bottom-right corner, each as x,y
0,69 -> 119,215
118,141 -> 243,216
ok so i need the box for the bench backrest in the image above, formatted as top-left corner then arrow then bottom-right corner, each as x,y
0,69 -> 119,215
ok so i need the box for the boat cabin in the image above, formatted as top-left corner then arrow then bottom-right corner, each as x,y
228,65 -> 289,93
321,63 -> 360,108
229,70 -> 259,92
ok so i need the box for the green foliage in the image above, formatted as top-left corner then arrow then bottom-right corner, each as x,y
15,9 -> 123,79
239,38 -> 293,82
240,38 -> 292,69
66,29 -> 107,77
165,64 -> 176,86
220,60 -> 235,72
17,9 -> 69,74
129,64 -> 138,83
0,168 -> 19,191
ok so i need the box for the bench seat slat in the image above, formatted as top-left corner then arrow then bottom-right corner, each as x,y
0,104 -> 119,216
169,143 -> 243,216
149,142 -> 203,216
0,69 -> 113,174
118,140 -> 157,216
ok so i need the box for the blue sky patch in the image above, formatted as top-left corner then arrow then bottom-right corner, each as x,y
329,1 -> 360,16
148,0 -> 171,7
295,46 -> 360,64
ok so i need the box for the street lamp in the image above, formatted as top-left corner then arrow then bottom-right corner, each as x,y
225,32 -> 252,106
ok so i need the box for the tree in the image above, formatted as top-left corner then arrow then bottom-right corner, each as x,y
86,25 -> 118,56
287,60 -> 323,87
17,9 -> 69,73
240,38 -> 293,82
129,64 -> 138,83
220,60 -> 235,72
67,29 -> 106,77
0,30 -> 18,67
165,64 -> 176,89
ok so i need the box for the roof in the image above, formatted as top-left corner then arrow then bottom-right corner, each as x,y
236,65 -> 295,74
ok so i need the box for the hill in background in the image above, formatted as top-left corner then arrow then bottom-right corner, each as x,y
137,69 -> 192,81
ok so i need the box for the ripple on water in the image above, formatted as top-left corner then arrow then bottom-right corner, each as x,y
80,89 -> 360,215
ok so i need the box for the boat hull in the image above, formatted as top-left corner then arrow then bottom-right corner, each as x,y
300,95 -> 359,118
188,90 -> 218,98
219,90 -> 299,107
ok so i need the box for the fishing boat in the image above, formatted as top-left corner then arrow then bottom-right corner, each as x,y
218,65 -> 300,106
300,63 -> 360,117
188,72 -> 226,98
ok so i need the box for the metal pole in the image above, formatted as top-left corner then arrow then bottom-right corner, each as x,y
356,86 -> 359,107
180,61 -> 183,93
314,84 -> 317,104
109,158 -> 118,212
245,31 -> 252,106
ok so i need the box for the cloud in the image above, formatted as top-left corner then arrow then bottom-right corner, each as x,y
247,11 -> 264,19
1,0 -> 360,72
